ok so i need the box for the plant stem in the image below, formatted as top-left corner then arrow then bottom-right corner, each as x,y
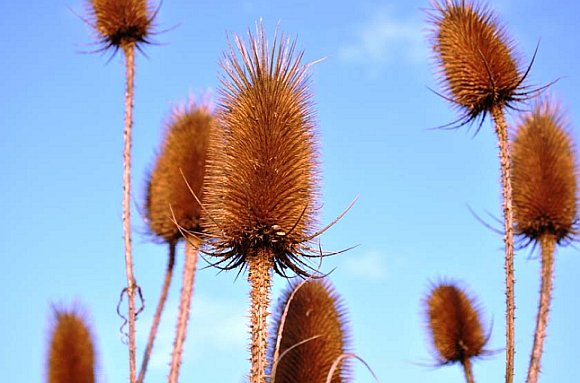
491,105 -> 515,383
122,43 -> 137,383
138,242 -> 177,383
168,236 -> 200,383
526,235 -> 555,383
248,250 -> 273,383
462,358 -> 476,383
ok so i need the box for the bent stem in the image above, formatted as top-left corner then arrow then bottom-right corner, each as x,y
526,235 -> 556,383
168,236 -> 200,383
137,242 -> 177,383
122,43 -> 137,383
462,358 -> 475,383
248,250 -> 274,383
491,105 -> 515,383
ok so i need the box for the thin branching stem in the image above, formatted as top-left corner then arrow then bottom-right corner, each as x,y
491,105 -> 515,383
526,235 -> 556,383
462,358 -> 475,383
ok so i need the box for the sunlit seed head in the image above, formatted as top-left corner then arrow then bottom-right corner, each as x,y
268,279 -> 352,383
425,282 -> 488,364
429,0 -> 523,127
48,306 -> 96,383
512,99 -> 578,245
146,101 -> 213,243
202,23 -> 320,277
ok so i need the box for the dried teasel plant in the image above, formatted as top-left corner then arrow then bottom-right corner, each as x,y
427,2 -> 539,380
85,1 -> 157,381
268,279 -> 352,383
47,306 -> 96,383
511,99 -> 578,383
142,101 -> 213,383
202,23 -> 321,383
425,282 -> 490,383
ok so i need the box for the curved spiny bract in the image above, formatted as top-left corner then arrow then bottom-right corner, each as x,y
48,306 -> 96,383
146,102 -> 213,243
88,0 -> 155,52
425,282 -> 488,381
202,24 -> 320,278
512,100 -> 578,246
268,279 -> 352,383
429,0 -> 525,128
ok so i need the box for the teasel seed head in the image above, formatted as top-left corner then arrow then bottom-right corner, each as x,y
425,282 -> 488,365
48,306 -> 96,383
268,279 -> 352,383
512,99 -> 578,246
88,0 -> 155,52
429,0 -> 527,128
146,101 -> 213,244
202,23 -> 320,277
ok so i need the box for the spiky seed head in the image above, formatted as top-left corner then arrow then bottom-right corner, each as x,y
512,100 -> 578,245
425,282 -> 487,364
88,0 -> 154,51
202,24 -> 320,277
430,0 -> 523,126
48,307 -> 96,383
146,102 -> 213,243
268,279 -> 351,383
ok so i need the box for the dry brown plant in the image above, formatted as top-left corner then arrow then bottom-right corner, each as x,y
511,99 -> 578,383
202,23 -> 320,383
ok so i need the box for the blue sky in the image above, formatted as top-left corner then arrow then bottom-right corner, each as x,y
1,0 -> 579,382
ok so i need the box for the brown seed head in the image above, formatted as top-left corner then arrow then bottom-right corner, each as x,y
430,0 -> 523,126
48,307 -> 96,383
512,99 -> 578,245
88,0 -> 154,51
268,279 -> 351,383
202,24 -> 320,277
425,282 -> 487,365
146,102 -> 213,243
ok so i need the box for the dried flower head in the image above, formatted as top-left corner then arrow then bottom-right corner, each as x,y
268,279 -> 351,383
512,100 -> 578,246
202,24 -> 320,277
146,102 -> 213,244
88,0 -> 155,52
425,282 -> 488,365
48,307 -> 96,383
429,0 -> 528,128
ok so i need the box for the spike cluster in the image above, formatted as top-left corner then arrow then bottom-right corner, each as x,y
146,103 -> 213,243
269,279 -> 351,383
512,100 -> 578,245
48,307 -> 96,383
430,0 -> 523,126
202,25 -> 320,277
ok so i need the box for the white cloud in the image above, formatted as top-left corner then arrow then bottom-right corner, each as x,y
342,251 -> 388,282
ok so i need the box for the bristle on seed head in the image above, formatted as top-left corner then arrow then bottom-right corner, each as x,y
88,0 -> 155,52
512,99 -> 578,246
429,0 -> 526,128
146,101 -> 213,243
202,23 -> 320,277
425,282 -> 488,365
268,279 -> 352,383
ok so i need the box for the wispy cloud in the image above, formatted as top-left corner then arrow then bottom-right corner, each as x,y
342,251 -> 388,282
339,7 -> 427,73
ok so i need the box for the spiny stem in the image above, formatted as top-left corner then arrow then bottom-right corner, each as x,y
137,242 -> 177,383
462,358 -> 476,383
526,235 -> 556,383
491,105 -> 515,383
248,250 -> 273,383
168,236 -> 200,383
122,43 -> 137,383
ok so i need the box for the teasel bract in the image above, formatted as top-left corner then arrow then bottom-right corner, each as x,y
268,279 -> 352,383
86,1 -> 156,381
511,99 -> 578,383
143,101 -> 213,383
203,23 -> 320,383
47,306 -> 96,383
425,282 -> 489,383
428,2 -> 533,380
